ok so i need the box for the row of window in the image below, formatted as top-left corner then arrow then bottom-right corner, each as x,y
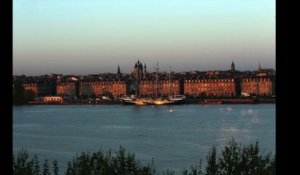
142,85 -> 178,88
185,79 -> 234,83
185,83 -> 233,87
80,85 -> 126,88
243,79 -> 272,82
80,82 -> 126,85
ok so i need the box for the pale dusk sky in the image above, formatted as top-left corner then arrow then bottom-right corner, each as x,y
13,0 -> 275,75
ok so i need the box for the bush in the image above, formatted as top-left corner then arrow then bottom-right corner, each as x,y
65,146 -> 155,175
13,140 -> 275,175
13,149 -> 58,175
13,82 -> 36,105
183,138 -> 275,175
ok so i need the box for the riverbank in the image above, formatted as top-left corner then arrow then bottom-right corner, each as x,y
27,97 -> 275,105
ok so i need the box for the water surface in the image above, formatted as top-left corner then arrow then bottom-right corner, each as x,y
13,104 -> 275,173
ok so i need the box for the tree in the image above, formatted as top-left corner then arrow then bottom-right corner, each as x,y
217,138 -> 275,175
64,146 -> 154,175
13,141 -> 275,175
218,139 -> 241,174
13,82 -> 26,105
205,146 -> 218,175
184,138 -> 275,175
13,82 -> 36,105
24,90 -> 35,102
13,149 -> 33,175
66,161 -> 75,175
42,159 -> 50,175
33,155 -> 40,175
182,160 -> 204,175
52,160 -> 59,175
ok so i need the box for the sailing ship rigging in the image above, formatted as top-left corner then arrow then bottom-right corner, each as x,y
121,61 -> 186,105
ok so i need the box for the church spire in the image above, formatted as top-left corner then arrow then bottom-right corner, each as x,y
144,64 -> 147,74
258,62 -> 262,72
231,61 -> 235,72
117,65 -> 121,75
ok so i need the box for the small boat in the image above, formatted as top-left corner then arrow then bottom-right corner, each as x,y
201,99 -> 223,105
133,99 -> 147,106
152,99 -> 170,105
121,97 -> 148,105
121,97 -> 135,105
122,95 -> 185,106
168,95 -> 186,104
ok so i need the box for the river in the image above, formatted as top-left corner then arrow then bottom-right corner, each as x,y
13,104 -> 275,173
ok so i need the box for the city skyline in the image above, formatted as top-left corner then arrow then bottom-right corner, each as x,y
13,0 -> 275,75
13,60 -> 273,76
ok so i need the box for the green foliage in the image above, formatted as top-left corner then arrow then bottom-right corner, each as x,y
33,155 -> 40,175
205,146 -> 217,175
13,82 -> 36,105
24,90 -> 36,102
13,149 -> 33,175
13,82 -> 26,105
53,160 -> 59,175
182,160 -> 204,175
65,146 -> 154,175
13,149 -> 57,175
181,138 -> 275,175
43,159 -> 50,175
218,139 -> 241,174
217,139 -> 275,175
13,140 -> 275,175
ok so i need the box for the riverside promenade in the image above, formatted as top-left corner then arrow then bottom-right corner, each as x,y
28,97 -> 275,105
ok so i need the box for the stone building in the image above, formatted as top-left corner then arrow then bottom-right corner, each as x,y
139,80 -> 180,97
184,78 -> 237,97
241,76 -> 275,96
22,81 -> 54,96
22,83 -> 38,96
56,82 -> 78,97
79,81 -> 126,98
132,60 -> 146,80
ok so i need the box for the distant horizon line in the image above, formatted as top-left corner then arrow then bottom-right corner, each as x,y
13,68 -> 276,76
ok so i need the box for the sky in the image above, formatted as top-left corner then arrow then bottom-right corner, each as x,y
13,0 -> 275,75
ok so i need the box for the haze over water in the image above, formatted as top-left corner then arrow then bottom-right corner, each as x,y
13,104 -> 275,173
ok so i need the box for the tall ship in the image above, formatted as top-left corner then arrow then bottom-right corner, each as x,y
121,61 -> 186,105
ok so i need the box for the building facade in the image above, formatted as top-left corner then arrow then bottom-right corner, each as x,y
241,76 -> 275,96
139,80 -> 180,97
22,82 -> 54,97
79,81 -> 126,98
184,78 -> 237,97
22,83 -> 38,96
37,82 -> 54,96
56,82 -> 78,97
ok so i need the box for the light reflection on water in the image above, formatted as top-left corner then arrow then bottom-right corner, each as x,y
13,104 -> 275,173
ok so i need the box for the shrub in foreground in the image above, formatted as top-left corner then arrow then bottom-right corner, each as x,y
182,139 -> 275,175
65,146 -> 155,175
13,139 -> 275,175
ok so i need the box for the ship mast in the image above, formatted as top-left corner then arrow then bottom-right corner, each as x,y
169,66 -> 171,97
155,61 -> 159,98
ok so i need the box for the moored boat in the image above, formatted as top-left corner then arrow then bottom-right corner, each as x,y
133,98 -> 147,105
201,99 -> 223,104
152,98 -> 171,105
168,95 -> 186,104
121,97 -> 135,105
121,97 -> 148,105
